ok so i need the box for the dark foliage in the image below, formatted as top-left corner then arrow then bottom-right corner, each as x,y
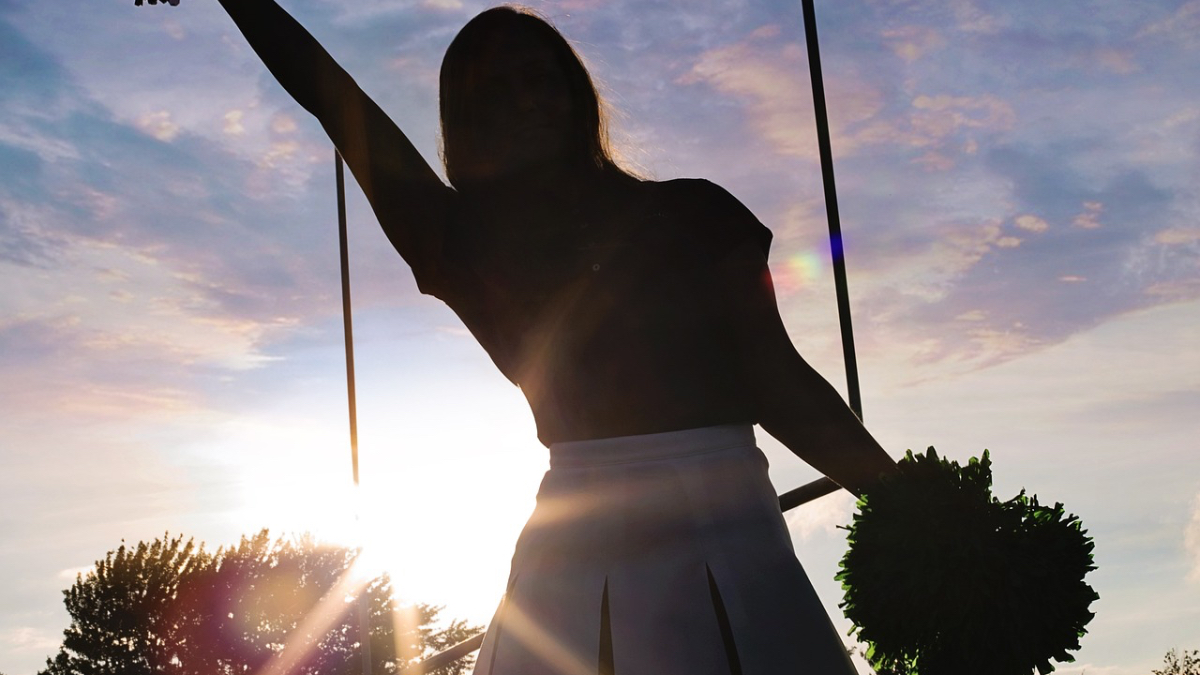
1155,648 -> 1200,675
39,531 -> 481,675
837,448 -> 1098,675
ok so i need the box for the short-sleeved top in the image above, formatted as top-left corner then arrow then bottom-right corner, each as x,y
410,177 -> 773,447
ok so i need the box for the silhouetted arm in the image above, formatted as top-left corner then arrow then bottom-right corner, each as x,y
720,243 -> 897,498
217,0 -> 452,268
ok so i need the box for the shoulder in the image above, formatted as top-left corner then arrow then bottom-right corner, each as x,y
647,177 -> 735,205
644,178 -> 773,256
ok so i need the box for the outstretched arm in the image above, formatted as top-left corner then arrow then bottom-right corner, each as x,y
721,243 -> 897,498
217,0 -> 452,266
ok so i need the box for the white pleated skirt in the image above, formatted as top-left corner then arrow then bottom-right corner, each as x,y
473,425 -> 858,675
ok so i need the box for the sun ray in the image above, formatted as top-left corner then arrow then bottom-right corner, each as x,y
254,557 -> 371,675
492,596 -> 596,675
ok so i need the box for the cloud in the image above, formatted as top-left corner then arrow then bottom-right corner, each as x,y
269,113 -> 298,135
1073,200 -> 1105,229
1143,278 -> 1200,299
784,490 -> 855,542
137,110 -> 181,142
681,29 -> 1013,168
838,131 -> 1190,371
666,2 -> 1200,378
1092,47 -> 1139,75
949,0 -> 1004,34
1137,1 -> 1200,48
1128,105 -> 1200,166
223,109 -> 245,136
680,32 -> 833,160
1155,227 -> 1200,245
58,565 -> 94,580
1014,215 -> 1049,233
162,18 -> 186,41
0,206 -> 65,267
881,25 -> 945,63
847,216 -> 1056,370
909,94 -> 1015,143
857,218 -> 1012,308
0,21 -> 351,423
0,303 -> 253,423
0,626 -> 59,653
1187,493 -> 1200,583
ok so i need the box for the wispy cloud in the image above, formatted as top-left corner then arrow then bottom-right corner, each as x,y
681,27 -> 1015,174
0,12 -> 351,427
881,25 -> 945,63
137,110 -> 182,142
0,626 -> 59,654
680,26 -> 832,161
1136,0 -> 1200,48
948,0 -> 1005,34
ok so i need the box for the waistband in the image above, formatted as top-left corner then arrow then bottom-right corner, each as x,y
549,424 -> 756,469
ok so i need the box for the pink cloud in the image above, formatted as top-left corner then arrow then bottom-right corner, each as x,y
908,94 -> 1016,145
1015,215 -> 1050,233
1154,227 -> 1200,245
682,32 -> 1014,170
881,25 -> 945,62
1073,201 -> 1105,229
137,110 -> 180,142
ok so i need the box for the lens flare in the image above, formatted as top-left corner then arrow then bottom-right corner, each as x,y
772,250 -> 823,295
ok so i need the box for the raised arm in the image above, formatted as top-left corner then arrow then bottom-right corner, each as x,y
720,242 -> 897,498
217,0 -> 453,267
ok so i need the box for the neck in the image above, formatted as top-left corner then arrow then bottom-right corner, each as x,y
471,162 -> 610,203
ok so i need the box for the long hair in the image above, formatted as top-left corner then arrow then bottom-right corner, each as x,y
438,6 -> 628,188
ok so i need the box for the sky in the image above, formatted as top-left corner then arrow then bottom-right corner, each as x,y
1,0 -> 1199,673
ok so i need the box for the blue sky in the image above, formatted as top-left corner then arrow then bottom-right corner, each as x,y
2,0 -> 1199,673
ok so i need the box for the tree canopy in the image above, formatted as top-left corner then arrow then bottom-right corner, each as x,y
40,531 -> 481,675
1155,649 -> 1200,675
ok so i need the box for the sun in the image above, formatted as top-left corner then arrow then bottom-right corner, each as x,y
222,381 -> 549,627
347,395 -> 548,625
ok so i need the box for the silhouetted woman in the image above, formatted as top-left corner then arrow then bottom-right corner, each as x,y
218,3 -> 896,673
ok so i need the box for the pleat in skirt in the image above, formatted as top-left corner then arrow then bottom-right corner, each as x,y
472,425 -> 858,675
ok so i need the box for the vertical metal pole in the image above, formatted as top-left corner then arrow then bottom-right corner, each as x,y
336,151 -> 361,486
801,0 -> 863,422
336,150 -> 373,675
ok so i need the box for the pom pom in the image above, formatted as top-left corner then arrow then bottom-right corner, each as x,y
837,448 -> 1098,675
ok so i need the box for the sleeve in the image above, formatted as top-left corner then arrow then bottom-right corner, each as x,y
677,178 -> 774,261
378,187 -> 455,301
401,197 -> 491,314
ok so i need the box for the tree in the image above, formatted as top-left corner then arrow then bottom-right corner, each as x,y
40,531 -> 482,675
41,534 -> 211,675
1155,649 -> 1200,675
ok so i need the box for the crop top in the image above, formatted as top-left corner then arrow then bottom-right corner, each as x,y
406,177 -> 774,447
